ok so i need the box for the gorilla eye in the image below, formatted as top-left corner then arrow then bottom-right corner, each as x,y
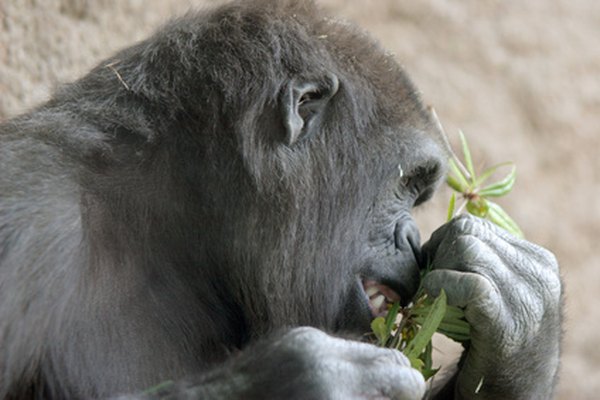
408,163 -> 444,207
414,186 -> 435,207
400,175 -> 425,206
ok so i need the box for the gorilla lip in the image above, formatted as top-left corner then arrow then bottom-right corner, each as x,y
363,279 -> 401,317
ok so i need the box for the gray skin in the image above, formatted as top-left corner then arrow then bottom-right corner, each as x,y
0,1 -> 561,399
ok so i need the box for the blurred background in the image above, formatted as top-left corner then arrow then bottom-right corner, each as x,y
1,0 -> 598,398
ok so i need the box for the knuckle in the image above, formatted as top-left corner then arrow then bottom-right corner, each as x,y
520,242 -> 561,279
454,233 -> 481,250
448,234 -> 485,265
378,348 -> 410,367
284,326 -> 329,348
450,213 -> 479,231
289,326 -> 322,338
451,213 -> 501,237
446,214 -> 492,241
544,276 -> 563,306
539,247 -> 559,271
387,367 -> 426,400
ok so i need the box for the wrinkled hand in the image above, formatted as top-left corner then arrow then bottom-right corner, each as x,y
422,214 -> 562,400
269,327 -> 426,400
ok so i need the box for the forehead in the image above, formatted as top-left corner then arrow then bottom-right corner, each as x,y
174,2 -> 428,126
254,9 -> 424,118
313,17 -> 428,126
198,4 -> 412,82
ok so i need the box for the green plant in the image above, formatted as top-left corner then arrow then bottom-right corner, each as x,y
446,130 -> 523,238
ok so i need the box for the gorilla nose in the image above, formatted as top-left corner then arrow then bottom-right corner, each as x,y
362,219 -> 423,306
394,220 -> 423,269
390,220 -> 422,304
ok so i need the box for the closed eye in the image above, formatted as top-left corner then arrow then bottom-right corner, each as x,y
414,186 -> 435,207
403,161 -> 445,207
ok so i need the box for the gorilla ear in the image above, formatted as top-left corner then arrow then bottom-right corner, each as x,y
281,74 -> 339,145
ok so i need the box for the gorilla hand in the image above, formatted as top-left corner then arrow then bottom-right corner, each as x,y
134,327 -> 425,400
422,215 -> 562,400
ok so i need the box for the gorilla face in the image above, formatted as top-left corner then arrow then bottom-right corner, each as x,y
148,4 -> 449,336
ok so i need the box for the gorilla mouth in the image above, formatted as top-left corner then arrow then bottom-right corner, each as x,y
356,215 -> 422,322
362,279 -> 401,318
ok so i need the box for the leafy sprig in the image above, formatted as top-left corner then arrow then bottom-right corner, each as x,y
446,131 -> 523,237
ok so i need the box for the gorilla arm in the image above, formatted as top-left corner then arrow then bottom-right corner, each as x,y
423,215 -> 562,400
120,328 -> 425,400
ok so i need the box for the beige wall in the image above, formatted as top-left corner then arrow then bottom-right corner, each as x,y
2,1 -> 599,398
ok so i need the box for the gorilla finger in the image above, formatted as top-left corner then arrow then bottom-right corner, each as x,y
423,234 -> 512,297
421,221 -> 453,264
421,214 -> 491,264
371,347 -> 413,368
385,366 -> 426,400
439,214 -> 558,277
425,223 -> 539,281
318,348 -> 423,400
338,340 -> 413,368
422,269 -> 502,323
452,223 -> 562,300
285,327 -> 413,368
361,362 -> 426,400
430,228 -> 559,301
431,234 -> 516,285
511,239 -> 560,276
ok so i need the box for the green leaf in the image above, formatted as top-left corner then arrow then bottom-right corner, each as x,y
403,290 -> 447,360
411,311 -> 470,341
442,305 -> 466,320
474,162 -> 513,188
458,130 -> 476,183
437,319 -> 471,336
420,341 -> 440,380
371,317 -> 388,346
448,158 -> 470,192
447,192 -> 457,222
447,174 -> 466,193
486,200 -> 524,238
436,329 -> 471,343
409,357 -> 425,371
422,366 -> 441,380
466,198 -> 489,217
423,340 -> 434,371
385,302 -> 400,333
479,166 -> 516,197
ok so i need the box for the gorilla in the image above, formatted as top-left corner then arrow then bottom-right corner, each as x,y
0,1 -> 562,399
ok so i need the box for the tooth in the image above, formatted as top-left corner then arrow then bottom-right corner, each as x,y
379,286 -> 401,303
365,286 -> 379,297
371,294 -> 385,310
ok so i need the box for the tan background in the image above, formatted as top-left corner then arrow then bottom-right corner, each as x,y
1,1 -> 598,398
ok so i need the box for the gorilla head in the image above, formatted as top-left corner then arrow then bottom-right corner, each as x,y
0,0 -> 446,397
88,1 -> 446,336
